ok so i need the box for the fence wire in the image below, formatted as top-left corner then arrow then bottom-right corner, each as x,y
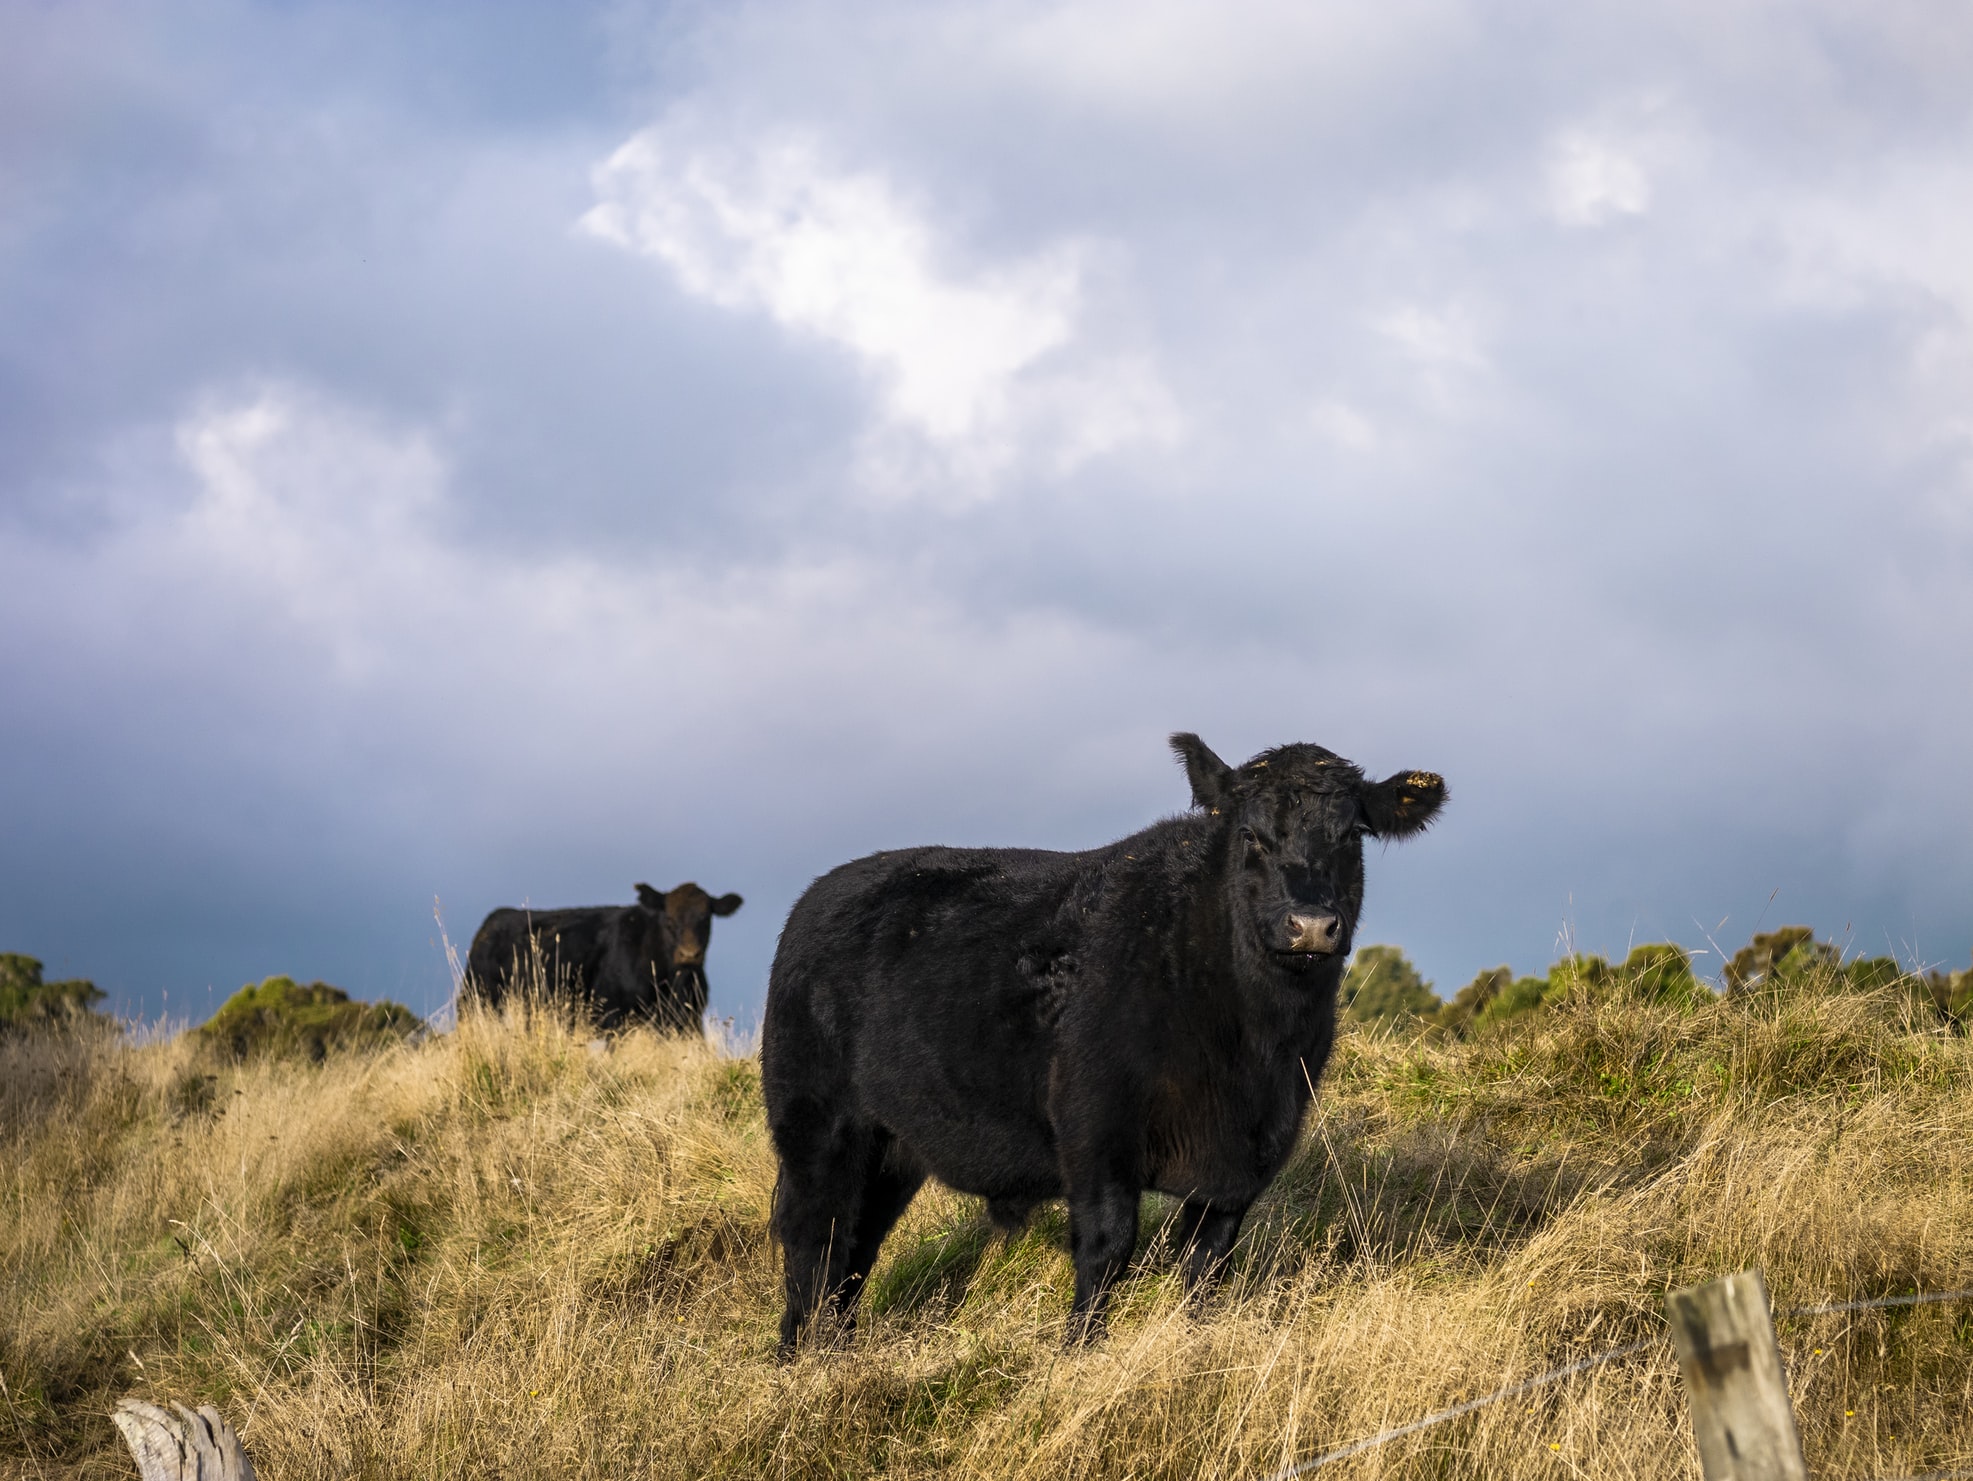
1259,1337 -> 1662,1479
1788,1289 -> 1973,1320
1258,1287 -> 1973,1481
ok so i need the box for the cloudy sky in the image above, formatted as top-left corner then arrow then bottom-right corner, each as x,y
5,0 -> 1971,1026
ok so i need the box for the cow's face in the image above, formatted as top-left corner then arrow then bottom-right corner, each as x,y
1171,733 -> 1444,980
634,881 -> 743,1000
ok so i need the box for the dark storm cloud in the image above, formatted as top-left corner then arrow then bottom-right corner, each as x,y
3,0 -> 1970,1022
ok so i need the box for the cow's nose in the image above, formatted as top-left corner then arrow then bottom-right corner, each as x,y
674,945 -> 704,966
1285,913 -> 1342,955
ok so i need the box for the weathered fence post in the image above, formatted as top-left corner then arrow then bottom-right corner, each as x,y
1665,1269 -> 1808,1481
111,1398 -> 257,1481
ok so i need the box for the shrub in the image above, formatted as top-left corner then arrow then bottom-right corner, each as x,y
1844,956 -> 1904,993
0,953 -> 106,1033
1612,943 -> 1709,1007
1431,964 -> 1503,1036
1480,969 -> 1552,1026
1832,952 -> 1973,1029
1911,958 -> 1973,1029
1433,943 -> 1710,1037
1543,952 -> 1614,998
1713,928 -> 1973,1031
1434,965 -> 1548,1035
1339,945 -> 1439,1026
1723,926 -> 1839,993
196,976 -> 419,1062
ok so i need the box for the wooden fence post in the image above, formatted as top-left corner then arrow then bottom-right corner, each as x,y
1665,1269 -> 1808,1481
111,1398 -> 257,1481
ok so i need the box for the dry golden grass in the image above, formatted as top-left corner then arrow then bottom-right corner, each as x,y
5,973 -> 1973,1480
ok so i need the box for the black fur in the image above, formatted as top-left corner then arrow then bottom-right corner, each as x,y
464,881 -> 741,1033
761,734 -> 1444,1354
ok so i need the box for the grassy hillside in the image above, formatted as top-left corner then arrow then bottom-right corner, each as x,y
5,964 -> 1973,1479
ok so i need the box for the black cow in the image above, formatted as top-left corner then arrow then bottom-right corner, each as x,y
761,734 -> 1444,1353
465,882 -> 742,1033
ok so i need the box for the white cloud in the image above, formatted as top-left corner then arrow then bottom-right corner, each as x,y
168,389 -> 449,678
1546,128 -> 1652,226
65,383 -> 1170,783
1378,304 -> 1487,370
1542,96 -> 1700,229
1373,303 -> 1493,421
1306,399 -> 1377,452
982,0 -> 1463,122
579,125 -> 1177,495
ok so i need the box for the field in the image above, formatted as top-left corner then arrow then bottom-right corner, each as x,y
6,965 -> 1973,1479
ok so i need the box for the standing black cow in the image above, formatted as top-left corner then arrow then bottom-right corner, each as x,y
465,882 -> 742,1033
761,734 -> 1444,1353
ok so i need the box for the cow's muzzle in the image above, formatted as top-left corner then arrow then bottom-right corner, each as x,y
1279,912 -> 1343,957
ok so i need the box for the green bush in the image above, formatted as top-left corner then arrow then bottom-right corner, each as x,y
1432,965 -> 1501,1035
1843,955 -> 1904,992
1838,951 -> 1973,1027
1722,926 -> 1839,993
1433,965 -> 1538,1036
1339,945 -> 1439,1027
1716,928 -> 1973,1027
0,954 -> 106,1033
1612,943 -> 1708,1007
1526,945 -> 1707,1012
1911,958 -> 1973,1029
197,976 -> 419,1062
1433,943 -> 1710,1038
1543,952 -> 1614,998
1482,969 -> 1552,1025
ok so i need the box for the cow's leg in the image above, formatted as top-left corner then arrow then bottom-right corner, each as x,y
770,1106 -> 871,1359
986,1197 -> 1036,1233
833,1133 -> 926,1336
1176,1199 -> 1247,1298
1064,1180 -> 1139,1345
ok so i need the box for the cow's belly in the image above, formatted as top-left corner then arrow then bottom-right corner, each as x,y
890,1109 -> 1062,1204
1147,1154 -> 1279,1208
850,959 -> 1061,1201
1143,1079 -> 1305,1208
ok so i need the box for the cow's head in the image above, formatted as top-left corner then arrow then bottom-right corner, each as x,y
1171,733 -> 1444,980
633,881 -> 743,1013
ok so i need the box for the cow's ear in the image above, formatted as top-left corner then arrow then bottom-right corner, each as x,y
710,892 -> 743,917
1170,732 -> 1235,812
634,882 -> 666,910
1360,771 -> 1447,838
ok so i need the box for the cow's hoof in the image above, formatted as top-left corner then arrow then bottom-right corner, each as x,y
1060,1315 -> 1108,1350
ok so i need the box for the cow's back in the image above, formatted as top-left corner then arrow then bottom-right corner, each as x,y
465,904 -> 640,1021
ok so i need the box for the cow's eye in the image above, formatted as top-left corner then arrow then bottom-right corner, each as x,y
1240,826 -> 1273,856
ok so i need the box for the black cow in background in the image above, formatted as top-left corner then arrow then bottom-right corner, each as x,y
761,734 -> 1445,1354
465,882 -> 742,1033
